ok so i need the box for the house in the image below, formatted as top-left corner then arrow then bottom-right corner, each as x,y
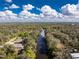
13,43 -> 24,50
70,53 -> 79,59
13,37 -> 24,50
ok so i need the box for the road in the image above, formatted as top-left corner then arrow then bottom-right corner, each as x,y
0,37 -> 17,48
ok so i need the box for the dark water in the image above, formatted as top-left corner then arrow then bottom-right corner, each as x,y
37,30 -> 48,54
36,30 -> 48,59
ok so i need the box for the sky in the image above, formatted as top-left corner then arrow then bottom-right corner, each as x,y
0,0 -> 79,22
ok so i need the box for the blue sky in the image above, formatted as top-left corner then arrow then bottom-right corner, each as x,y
0,0 -> 78,14
0,0 -> 79,22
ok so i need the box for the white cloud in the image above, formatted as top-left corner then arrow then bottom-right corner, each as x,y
0,10 -> 18,22
0,12 -> 6,17
4,10 -> 17,16
23,4 -> 34,11
4,7 -> 8,10
61,4 -> 79,18
9,4 -> 20,9
18,4 -> 38,19
40,5 -> 58,17
5,0 -> 12,3
19,10 -> 38,19
0,4 -> 79,22
0,4 -> 38,22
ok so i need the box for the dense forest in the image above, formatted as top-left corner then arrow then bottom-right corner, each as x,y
0,23 -> 79,59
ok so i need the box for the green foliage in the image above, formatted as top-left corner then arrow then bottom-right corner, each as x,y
18,32 -> 29,37
15,54 -> 27,59
4,45 -> 15,55
3,45 -> 17,59
0,23 -> 79,59
25,46 -> 36,59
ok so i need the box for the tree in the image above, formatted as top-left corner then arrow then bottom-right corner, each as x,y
3,45 -> 17,59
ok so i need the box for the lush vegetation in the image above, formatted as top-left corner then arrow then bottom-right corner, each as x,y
0,23 -> 79,59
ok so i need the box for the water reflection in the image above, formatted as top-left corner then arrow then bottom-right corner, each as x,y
37,29 -> 48,54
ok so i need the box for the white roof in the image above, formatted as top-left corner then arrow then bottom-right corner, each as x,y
13,44 -> 24,49
71,53 -> 79,58
0,46 -> 3,48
